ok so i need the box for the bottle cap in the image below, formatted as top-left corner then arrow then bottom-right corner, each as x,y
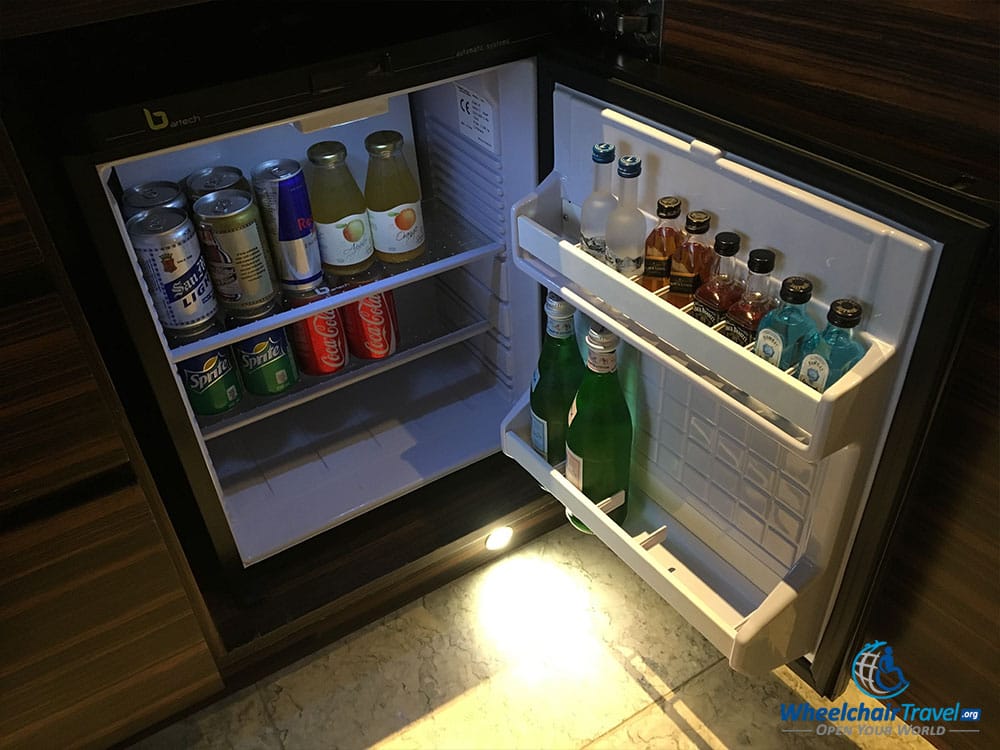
617,155 -> 641,178
307,141 -> 348,166
365,130 -> 404,155
827,298 -> 863,328
779,276 -> 813,304
656,196 -> 682,218
747,248 -> 776,273
544,291 -> 575,320
685,211 -> 710,234
592,142 -> 616,164
586,324 -> 619,352
713,231 -> 740,256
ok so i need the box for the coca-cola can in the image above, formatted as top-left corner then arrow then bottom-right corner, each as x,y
287,287 -> 349,375
339,276 -> 399,359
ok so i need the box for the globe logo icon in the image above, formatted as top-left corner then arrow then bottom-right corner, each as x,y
852,641 -> 910,699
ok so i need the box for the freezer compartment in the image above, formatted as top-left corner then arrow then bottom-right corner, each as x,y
212,345 -> 512,565
513,171 -> 902,461
501,393 -> 860,675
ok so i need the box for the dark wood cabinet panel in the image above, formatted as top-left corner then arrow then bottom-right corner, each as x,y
0,0 -> 205,39
660,0 -> 999,198
0,483 -> 222,750
0,158 -> 43,277
0,292 -> 128,511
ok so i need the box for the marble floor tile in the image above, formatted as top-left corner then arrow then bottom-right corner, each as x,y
586,661 -> 934,750
129,684 -> 282,750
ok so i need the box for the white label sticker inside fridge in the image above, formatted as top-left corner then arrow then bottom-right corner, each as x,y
456,83 -> 497,153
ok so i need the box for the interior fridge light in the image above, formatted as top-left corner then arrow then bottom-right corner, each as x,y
294,95 -> 390,133
484,526 -> 514,550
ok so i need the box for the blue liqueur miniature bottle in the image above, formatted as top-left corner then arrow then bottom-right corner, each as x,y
580,143 -> 618,261
755,276 -> 819,371
796,298 -> 867,392
604,155 -> 646,275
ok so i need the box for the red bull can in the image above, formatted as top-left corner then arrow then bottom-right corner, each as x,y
251,159 -> 323,293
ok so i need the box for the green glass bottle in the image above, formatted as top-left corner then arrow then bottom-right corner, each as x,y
530,292 -> 585,464
565,325 -> 633,532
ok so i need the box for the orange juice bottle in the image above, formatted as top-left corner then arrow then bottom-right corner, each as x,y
363,130 -> 425,263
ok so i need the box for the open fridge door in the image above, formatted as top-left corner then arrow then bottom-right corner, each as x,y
501,84 -> 940,675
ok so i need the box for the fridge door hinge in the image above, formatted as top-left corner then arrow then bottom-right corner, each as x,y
577,0 -> 664,64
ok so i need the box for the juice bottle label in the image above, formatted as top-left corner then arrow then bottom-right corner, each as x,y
756,328 -> 784,366
530,407 -> 547,455
368,201 -> 424,254
316,211 -> 374,267
798,353 -> 830,392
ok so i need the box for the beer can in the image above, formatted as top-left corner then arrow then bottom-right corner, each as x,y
184,165 -> 251,201
251,159 -> 323,293
121,180 -> 187,219
193,189 -> 278,314
229,304 -> 299,395
170,321 -> 242,415
126,207 -> 217,331
287,287 -> 349,375
338,269 -> 399,360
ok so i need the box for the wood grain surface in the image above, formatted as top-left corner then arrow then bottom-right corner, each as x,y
0,483 -> 222,750
660,0 -> 999,199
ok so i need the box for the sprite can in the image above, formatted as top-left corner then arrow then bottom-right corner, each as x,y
170,322 -> 242,415
229,303 -> 298,395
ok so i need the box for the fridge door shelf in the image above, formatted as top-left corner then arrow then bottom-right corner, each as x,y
165,199 -> 501,364
511,171 -> 898,462
196,279 -> 490,440
501,392 -> 831,675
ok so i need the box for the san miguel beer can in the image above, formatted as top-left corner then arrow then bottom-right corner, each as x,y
121,180 -> 188,219
170,321 -> 242,415
287,287 -> 349,375
338,267 -> 399,360
184,165 -> 251,201
228,303 -> 299,395
126,207 -> 217,330
251,159 -> 323,293
193,189 -> 278,314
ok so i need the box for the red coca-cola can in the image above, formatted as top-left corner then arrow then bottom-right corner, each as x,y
286,287 -> 349,375
337,267 -> 399,359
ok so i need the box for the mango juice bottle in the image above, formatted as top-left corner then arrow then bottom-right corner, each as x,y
363,130 -> 426,263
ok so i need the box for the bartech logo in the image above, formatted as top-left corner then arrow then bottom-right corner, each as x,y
852,641 -> 910,700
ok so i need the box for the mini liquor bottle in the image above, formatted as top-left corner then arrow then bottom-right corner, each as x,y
796,298 -> 867,393
690,231 -> 744,325
565,324 -> 633,531
605,155 -> 645,275
580,143 -> 617,261
665,211 -> 712,308
530,292 -> 585,464
639,196 -> 683,293
755,276 -> 819,371
721,248 -> 777,345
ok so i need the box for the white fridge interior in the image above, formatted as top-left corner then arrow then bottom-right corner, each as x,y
92,55 -> 943,675
96,60 -> 542,566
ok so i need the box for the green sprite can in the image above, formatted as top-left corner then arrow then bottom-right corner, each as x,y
170,321 -> 242,415
229,303 -> 299,395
